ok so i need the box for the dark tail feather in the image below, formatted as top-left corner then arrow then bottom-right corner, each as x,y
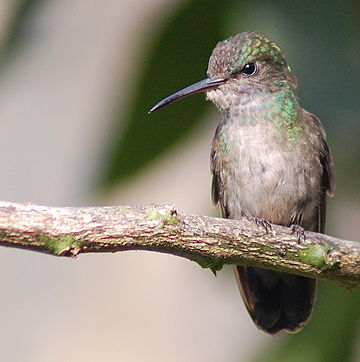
235,266 -> 316,334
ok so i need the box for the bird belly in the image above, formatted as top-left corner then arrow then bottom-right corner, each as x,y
220,124 -> 321,227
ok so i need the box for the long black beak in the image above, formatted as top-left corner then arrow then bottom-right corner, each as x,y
149,76 -> 226,113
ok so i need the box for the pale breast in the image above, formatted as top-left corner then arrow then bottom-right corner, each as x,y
215,120 -> 323,226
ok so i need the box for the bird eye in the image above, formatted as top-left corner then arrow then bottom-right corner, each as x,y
241,62 -> 257,75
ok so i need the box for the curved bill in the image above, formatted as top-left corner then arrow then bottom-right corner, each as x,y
149,76 -> 226,113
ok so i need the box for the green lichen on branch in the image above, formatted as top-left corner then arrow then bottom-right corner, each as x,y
39,235 -> 80,256
0,201 -> 357,288
145,204 -> 178,228
299,244 -> 335,270
192,254 -> 224,273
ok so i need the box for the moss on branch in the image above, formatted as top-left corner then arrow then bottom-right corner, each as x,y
0,201 -> 358,288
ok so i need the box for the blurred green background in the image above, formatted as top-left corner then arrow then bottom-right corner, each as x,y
0,0 -> 359,361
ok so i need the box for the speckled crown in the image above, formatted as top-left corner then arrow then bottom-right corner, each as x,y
207,32 -> 288,77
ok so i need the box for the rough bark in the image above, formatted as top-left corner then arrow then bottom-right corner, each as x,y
0,201 -> 358,288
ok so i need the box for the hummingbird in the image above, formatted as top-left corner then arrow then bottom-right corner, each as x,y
149,32 -> 335,334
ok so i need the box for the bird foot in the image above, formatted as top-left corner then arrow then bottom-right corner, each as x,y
247,216 -> 272,233
290,224 -> 306,242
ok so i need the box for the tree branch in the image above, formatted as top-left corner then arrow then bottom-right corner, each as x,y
0,201 -> 358,288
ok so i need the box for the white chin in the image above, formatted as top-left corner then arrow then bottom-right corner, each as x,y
206,89 -> 232,113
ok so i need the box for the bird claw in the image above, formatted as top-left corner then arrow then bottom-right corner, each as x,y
247,216 -> 272,233
290,224 -> 306,242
